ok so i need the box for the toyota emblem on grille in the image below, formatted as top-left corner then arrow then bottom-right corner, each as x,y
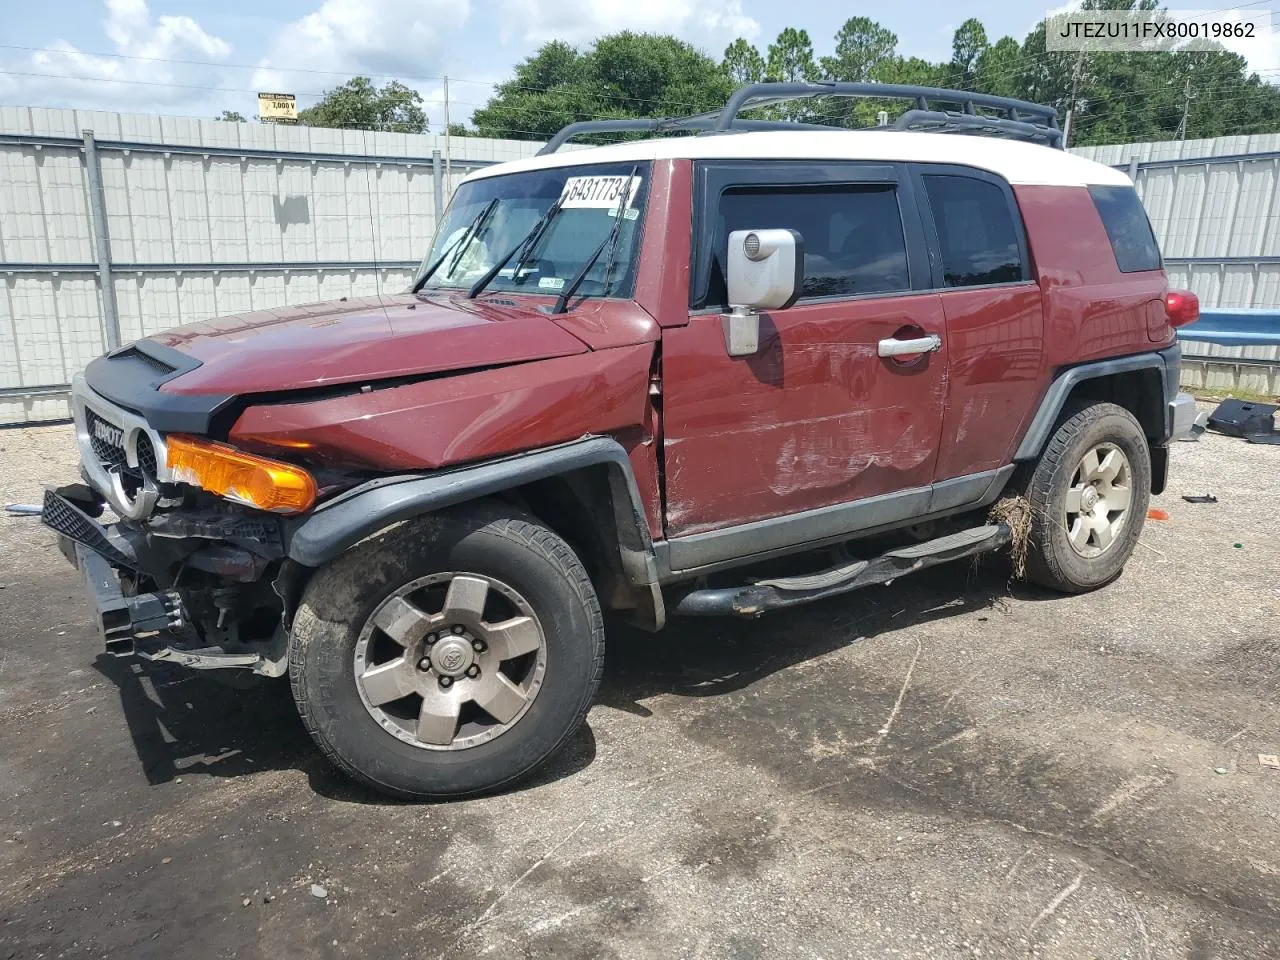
92,419 -> 125,449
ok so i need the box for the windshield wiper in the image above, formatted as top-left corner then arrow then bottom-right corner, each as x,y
467,195 -> 566,299
552,165 -> 639,315
412,197 -> 499,293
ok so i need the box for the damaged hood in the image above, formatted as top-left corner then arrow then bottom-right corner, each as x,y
152,294 -> 590,396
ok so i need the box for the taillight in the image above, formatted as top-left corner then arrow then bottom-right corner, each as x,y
1166,289 -> 1199,328
166,435 -> 317,514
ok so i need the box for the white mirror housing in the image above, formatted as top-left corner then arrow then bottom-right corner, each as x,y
721,228 -> 803,357
726,228 -> 803,311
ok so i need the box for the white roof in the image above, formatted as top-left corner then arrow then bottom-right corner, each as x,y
462,130 -> 1131,189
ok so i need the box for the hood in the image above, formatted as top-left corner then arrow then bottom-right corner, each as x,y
153,294 -> 591,396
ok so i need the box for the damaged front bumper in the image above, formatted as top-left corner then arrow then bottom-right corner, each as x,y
42,485 -> 289,676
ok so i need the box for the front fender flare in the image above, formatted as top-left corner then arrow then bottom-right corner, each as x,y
284,436 -> 658,585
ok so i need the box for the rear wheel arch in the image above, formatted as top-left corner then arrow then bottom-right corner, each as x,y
1015,355 -> 1172,493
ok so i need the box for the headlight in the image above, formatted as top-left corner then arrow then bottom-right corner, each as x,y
166,435 -> 317,514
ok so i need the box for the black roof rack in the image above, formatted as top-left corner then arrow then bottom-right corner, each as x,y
536,81 -> 1063,155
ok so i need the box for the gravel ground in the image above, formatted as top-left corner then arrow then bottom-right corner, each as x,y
1,415 -> 1278,960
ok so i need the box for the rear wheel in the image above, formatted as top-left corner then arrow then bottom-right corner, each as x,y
290,503 -> 604,799
1025,401 -> 1151,593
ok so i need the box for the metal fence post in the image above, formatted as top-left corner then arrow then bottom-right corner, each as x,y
1127,155 -> 1140,183
431,149 -> 444,224
82,129 -> 122,351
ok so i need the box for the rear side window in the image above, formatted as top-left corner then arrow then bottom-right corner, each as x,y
1089,184 -> 1162,273
708,184 -> 910,305
922,174 -> 1026,287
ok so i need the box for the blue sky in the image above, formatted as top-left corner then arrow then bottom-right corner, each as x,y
1,0 -> 1275,130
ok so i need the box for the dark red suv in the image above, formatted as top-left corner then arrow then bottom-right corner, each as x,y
43,83 -> 1199,798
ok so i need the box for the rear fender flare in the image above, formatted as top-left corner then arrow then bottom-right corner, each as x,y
1013,347 -> 1178,461
284,437 -> 658,586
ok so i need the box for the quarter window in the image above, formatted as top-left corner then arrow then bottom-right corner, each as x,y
922,174 -> 1026,287
1088,184 -> 1162,273
707,184 -> 910,306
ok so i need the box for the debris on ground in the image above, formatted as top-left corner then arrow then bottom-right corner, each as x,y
1182,494 -> 1218,504
987,495 -> 1031,579
1208,398 -> 1278,438
1215,767 -> 1230,775
310,884 -> 328,899
3,504 -> 40,516
1147,508 -> 1170,521
1260,754 -> 1280,770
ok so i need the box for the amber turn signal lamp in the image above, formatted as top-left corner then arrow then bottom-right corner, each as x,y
166,435 -> 317,514
1165,289 -> 1200,328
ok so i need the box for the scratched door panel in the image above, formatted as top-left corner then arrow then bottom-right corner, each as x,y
934,285 -> 1045,479
661,292 -> 948,538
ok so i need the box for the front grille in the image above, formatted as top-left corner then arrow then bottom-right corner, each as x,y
86,409 -> 128,470
135,433 -> 158,477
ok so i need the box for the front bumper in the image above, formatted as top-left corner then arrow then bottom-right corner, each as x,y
42,488 -> 182,655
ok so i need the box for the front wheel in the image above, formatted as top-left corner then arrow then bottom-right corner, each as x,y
1024,401 -> 1151,593
289,503 -> 604,799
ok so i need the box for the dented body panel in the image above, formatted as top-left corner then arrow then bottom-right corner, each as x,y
230,343 -> 656,471
152,294 -> 592,396
660,294 -> 948,537
933,283 -> 1045,478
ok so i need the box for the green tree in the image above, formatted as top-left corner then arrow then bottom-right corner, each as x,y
471,33 -> 732,141
446,122 -> 473,138
297,77 -> 427,133
765,27 -> 816,83
469,7 -> 1280,147
819,17 -> 898,82
974,36 -> 1023,99
723,38 -> 766,86
949,18 -> 990,88
216,110 -> 247,122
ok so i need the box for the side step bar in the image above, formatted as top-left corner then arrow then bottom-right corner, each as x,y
670,524 -> 1012,618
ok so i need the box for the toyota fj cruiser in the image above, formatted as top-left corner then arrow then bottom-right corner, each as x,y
43,82 -> 1200,798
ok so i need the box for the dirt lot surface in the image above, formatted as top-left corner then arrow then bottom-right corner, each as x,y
1,418 -> 1278,960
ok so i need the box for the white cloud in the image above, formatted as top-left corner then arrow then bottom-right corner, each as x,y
251,0 -> 472,104
0,0 -> 231,110
495,0 -> 759,49
1211,10 -> 1280,78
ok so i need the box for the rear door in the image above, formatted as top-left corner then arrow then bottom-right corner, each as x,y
912,166 -> 1045,480
661,161 -> 948,543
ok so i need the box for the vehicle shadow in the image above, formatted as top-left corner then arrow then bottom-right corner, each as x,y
90,653 -> 598,805
597,556 -> 1054,716
90,556 -> 1049,804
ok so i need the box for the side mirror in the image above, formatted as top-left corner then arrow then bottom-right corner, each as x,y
722,228 -> 803,357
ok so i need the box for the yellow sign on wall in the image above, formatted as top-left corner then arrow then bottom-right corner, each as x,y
258,93 -> 297,123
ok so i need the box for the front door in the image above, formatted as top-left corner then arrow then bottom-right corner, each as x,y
661,161 -> 948,559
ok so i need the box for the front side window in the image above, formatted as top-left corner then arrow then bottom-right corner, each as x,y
922,174 -> 1026,287
706,184 -> 910,306
1089,184 -> 1163,273
415,161 -> 651,299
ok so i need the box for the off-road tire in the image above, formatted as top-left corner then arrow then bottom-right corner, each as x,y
289,502 -> 604,799
1025,401 -> 1151,593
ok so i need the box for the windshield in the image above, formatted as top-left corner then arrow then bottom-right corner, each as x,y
415,161 -> 652,299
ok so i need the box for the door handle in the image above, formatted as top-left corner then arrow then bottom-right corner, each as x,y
877,334 -> 942,358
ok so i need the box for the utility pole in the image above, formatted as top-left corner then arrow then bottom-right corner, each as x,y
1175,76 -> 1195,140
443,75 -> 451,187
1062,51 -> 1086,148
